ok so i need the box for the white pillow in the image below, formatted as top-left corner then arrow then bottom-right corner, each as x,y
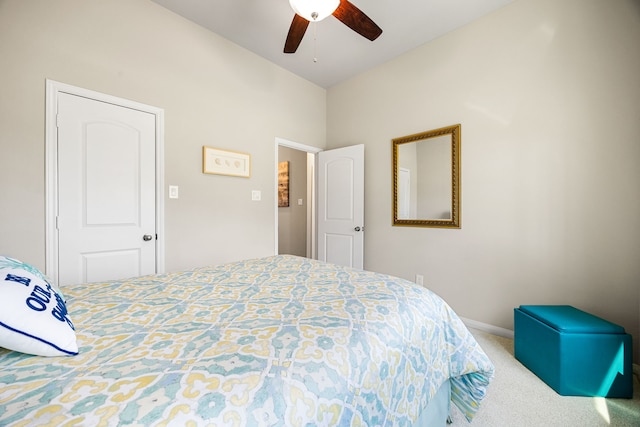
0,255 -> 65,299
0,256 -> 78,357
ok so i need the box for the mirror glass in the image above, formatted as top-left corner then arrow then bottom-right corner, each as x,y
392,124 -> 460,228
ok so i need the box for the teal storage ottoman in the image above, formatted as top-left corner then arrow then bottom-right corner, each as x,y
514,305 -> 632,398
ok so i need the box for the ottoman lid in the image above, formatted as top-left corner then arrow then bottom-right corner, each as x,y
519,305 -> 625,334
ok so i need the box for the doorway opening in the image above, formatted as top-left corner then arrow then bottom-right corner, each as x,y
275,138 -> 321,259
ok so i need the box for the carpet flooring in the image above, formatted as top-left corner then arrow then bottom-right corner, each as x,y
448,328 -> 640,426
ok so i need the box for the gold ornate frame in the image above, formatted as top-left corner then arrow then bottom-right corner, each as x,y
392,124 -> 461,228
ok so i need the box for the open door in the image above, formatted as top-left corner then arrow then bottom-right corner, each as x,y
317,144 -> 364,269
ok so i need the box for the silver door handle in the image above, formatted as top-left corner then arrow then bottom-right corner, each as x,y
354,226 -> 362,232
143,234 -> 153,241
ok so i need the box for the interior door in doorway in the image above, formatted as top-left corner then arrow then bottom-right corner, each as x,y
56,93 -> 157,285
317,144 -> 364,269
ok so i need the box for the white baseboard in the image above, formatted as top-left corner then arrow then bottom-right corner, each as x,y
462,318 -> 640,380
461,317 -> 514,339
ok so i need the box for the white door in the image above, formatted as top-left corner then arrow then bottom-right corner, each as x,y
398,168 -> 411,219
317,144 -> 364,269
56,93 -> 157,285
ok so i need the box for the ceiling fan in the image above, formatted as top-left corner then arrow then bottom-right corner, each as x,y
284,0 -> 383,54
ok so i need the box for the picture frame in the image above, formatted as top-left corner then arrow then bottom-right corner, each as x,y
202,146 -> 251,178
278,161 -> 289,207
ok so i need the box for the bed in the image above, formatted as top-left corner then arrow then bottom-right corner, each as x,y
0,255 -> 493,426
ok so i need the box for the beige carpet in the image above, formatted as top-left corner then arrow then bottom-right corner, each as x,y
448,328 -> 640,426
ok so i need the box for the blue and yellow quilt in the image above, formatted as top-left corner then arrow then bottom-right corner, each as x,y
0,255 -> 493,426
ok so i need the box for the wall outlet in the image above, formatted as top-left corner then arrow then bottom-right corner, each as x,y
251,190 -> 261,201
415,274 -> 424,286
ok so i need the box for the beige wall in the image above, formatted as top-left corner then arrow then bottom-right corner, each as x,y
278,146 -> 308,257
0,0 -> 326,272
327,0 -> 640,361
1,0 -> 638,362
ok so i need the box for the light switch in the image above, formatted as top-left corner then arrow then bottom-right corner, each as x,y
297,199 -> 304,206
252,190 -> 261,201
169,185 -> 179,199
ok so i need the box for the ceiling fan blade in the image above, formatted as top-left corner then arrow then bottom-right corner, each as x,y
332,0 -> 382,41
284,14 -> 310,53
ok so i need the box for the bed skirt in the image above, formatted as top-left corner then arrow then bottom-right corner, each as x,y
414,379 -> 451,426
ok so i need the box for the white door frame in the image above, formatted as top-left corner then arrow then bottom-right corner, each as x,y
274,137 -> 321,259
45,79 -> 165,282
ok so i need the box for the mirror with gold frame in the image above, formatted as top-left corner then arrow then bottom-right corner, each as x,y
392,124 -> 460,228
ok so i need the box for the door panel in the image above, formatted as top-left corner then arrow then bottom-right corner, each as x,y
317,144 -> 364,269
324,234 -> 353,266
82,250 -> 141,283
326,159 -> 353,219
57,93 -> 156,285
85,122 -> 140,225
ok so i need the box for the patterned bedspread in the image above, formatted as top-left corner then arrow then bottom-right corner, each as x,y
0,255 -> 493,426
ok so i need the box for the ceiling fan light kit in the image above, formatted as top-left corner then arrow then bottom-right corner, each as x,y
289,0 -> 340,22
284,0 -> 383,54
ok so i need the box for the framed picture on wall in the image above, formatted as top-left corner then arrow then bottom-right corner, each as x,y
278,161 -> 289,207
203,146 -> 251,177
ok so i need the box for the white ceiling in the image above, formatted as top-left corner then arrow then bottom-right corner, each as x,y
151,0 -> 515,88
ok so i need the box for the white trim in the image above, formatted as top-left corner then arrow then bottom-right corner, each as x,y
275,137 -> 322,154
306,153 -> 316,259
45,79 -> 165,282
45,82 -> 59,279
274,137 -> 322,257
461,317 -> 515,339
